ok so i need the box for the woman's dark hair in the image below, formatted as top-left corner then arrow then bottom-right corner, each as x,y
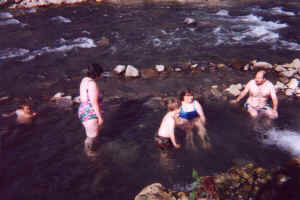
87,63 -> 103,79
179,88 -> 193,101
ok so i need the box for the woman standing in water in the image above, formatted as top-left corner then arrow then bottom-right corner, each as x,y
78,64 -> 104,155
177,88 -> 210,150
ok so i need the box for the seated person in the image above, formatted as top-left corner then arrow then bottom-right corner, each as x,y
176,88 -> 209,150
230,70 -> 278,119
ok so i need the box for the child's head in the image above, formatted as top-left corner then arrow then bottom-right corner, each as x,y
19,102 -> 31,112
166,98 -> 180,111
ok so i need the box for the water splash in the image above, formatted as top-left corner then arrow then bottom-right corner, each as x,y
51,16 -> 72,23
262,129 -> 300,157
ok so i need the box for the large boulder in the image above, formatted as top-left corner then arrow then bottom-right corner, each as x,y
280,69 -> 297,78
135,183 -> 172,200
251,61 -> 273,70
287,78 -> 299,90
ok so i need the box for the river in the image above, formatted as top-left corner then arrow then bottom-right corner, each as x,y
1,1 -> 300,199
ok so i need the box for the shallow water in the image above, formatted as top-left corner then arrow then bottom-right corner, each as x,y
1,1 -> 300,200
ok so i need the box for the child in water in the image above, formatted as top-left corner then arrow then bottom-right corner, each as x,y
155,98 -> 181,150
1,102 -> 37,152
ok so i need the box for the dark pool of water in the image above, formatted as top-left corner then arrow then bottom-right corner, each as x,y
1,96 -> 300,200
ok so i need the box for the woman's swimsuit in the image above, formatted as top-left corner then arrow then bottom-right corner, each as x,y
78,81 -> 103,122
179,101 -> 198,121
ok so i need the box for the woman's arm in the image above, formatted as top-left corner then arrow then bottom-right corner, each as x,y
88,81 -> 103,125
195,101 -> 206,125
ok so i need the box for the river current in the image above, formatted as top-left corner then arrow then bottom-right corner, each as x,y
1,1 -> 300,200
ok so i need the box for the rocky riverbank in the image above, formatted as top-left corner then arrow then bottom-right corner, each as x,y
0,0 -> 276,9
135,158 -> 300,200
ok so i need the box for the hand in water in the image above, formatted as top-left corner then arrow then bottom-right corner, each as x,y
174,144 -> 181,149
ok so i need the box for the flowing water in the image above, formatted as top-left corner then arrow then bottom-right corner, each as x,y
1,1 -> 300,199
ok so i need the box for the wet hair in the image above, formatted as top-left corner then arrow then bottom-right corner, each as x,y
166,98 -> 180,111
179,88 -> 193,101
86,63 -> 104,79
18,101 -> 31,109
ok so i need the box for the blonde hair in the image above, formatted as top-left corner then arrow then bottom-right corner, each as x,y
166,98 -> 180,111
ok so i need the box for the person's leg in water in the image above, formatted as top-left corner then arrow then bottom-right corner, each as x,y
183,122 -> 196,151
193,118 -> 211,150
83,119 -> 99,156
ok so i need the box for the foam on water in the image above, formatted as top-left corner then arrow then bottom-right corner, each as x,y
262,129 -> 300,157
216,9 -> 229,16
51,16 -> 72,23
0,48 -> 29,60
0,12 -> 13,19
270,7 -> 296,16
213,13 -> 288,46
278,40 -> 300,51
0,19 -> 21,26
22,37 -> 96,62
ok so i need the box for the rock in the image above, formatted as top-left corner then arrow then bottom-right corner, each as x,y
274,65 -> 286,72
51,92 -> 65,101
96,37 -> 110,47
175,67 -> 182,72
230,60 -> 247,70
184,17 -> 196,25
251,61 -> 273,70
135,183 -> 172,200
291,58 -> 300,70
275,81 -> 287,91
217,63 -> 226,69
225,84 -> 243,96
243,64 -> 250,71
113,65 -> 126,75
211,87 -> 222,98
287,78 -> 299,90
141,69 -> 158,79
10,0 -> 87,8
0,96 -> 10,102
190,64 -> 198,69
73,96 -> 81,103
285,89 -> 294,96
155,65 -> 165,72
125,65 -> 139,78
294,74 -> 300,80
279,77 -> 290,84
280,70 -> 297,78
